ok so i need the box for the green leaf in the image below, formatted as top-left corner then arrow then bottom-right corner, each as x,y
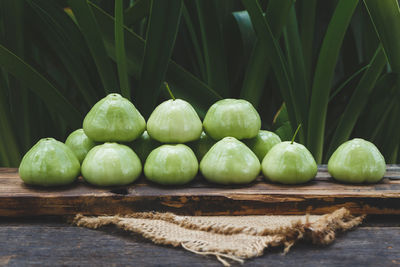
28,0 -> 98,107
326,46 -> 387,160
272,103 -> 293,141
195,0 -> 230,97
354,73 -> 397,140
241,0 -> 303,142
240,0 -> 294,109
182,3 -> 206,80
0,0 -> 30,151
283,6 -> 309,129
0,81 -> 21,167
0,0 -> 24,56
115,0 -> 130,99
377,103 -> 400,163
0,44 -> 82,128
275,121 -> 293,142
363,0 -> 400,162
68,0 -> 118,94
124,0 -> 150,26
232,11 -> 256,62
89,2 -> 221,115
364,0 -> 400,73
306,0 -> 358,163
136,0 -> 183,117
299,0 -> 317,85
226,10 -> 256,95
329,64 -> 369,101
358,4 -> 380,61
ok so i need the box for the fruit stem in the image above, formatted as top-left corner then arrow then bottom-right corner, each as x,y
291,124 -> 302,144
165,82 -> 175,100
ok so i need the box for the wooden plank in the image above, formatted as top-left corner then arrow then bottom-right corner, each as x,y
0,221 -> 399,266
1,166 -> 400,216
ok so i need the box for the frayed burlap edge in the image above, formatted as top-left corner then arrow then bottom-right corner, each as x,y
72,208 -> 364,266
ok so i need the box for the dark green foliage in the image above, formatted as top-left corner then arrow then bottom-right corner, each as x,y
1,0 -> 400,166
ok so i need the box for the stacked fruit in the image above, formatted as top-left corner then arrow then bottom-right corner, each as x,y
19,93 -> 386,187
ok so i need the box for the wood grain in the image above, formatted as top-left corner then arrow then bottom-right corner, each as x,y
0,221 -> 399,266
1,166 -> 400,216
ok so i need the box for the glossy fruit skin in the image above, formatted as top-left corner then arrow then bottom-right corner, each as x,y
146,99 -> 202,143
65,129 -> 96,163
203,99 -> 261,140
81,143 -> 142,186
19,138 -> 80,186
129,131 -> 161,163
243,130 -> 281,162
144,144 -> 198,185
83,93 -> 145,142
188,131 -> 216,161
200,137 -> 260,185
328,138 -> 386,183
262,141 -> 317,184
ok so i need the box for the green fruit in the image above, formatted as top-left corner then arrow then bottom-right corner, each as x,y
200,137 -> 260,184
144,144 -> 198,185
146,99 -> 202,143
129,131 -> 161,163
243,130 -> 281,162
262,141 -> 317,184
81,143 -> 142,186
83,93 -> 145,142
203,99 -> 261,140
65,129 -> 96,163
19,138 -> 80,186
188,131 -> 216,161
328,138 -> 386,183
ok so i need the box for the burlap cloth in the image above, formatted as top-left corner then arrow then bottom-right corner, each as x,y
73,208 -> 364,266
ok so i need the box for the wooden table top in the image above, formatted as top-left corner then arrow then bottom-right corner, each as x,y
1,166 -> 400,216
1,166 -> 400,265
0,215 -> 399,266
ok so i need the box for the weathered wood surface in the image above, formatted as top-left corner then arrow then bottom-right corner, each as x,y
0,218 -> 399,266
1,166 -> 400,216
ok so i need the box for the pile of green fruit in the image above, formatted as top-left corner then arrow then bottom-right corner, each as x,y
19,93 -> 386,187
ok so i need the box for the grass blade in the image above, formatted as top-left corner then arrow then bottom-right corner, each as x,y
232,11 -> 256,62
240,0 -> 294,108
376,103 -> 400,163
226,11 -> 256,96
283,6 -> 309,128
68,0 -> 118,94
89,2 -> 221,116
195,0 -> 229,97
362,0 -> 400,161
182,3 -> 206,81
353,73 -> 397,140
0,44 -> 82,128
28,0 -> 98,107
306,0 -> 358,163
299,0 -> 317,85
115,0 -> 130,99
358,4 -> 380,61
0,81 -> 21,166
241,0 -> 304,142
326,46 -> 386,160
124,0 -> 150,26
364,0 -> 400,73
1,0 -> 31,151
329,64 -> 369,101
136,0 -> 183,117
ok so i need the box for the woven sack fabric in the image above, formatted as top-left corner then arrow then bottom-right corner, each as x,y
74,208 -> 364,266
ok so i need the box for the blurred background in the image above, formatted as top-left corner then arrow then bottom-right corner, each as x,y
1,0 -> 400,166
